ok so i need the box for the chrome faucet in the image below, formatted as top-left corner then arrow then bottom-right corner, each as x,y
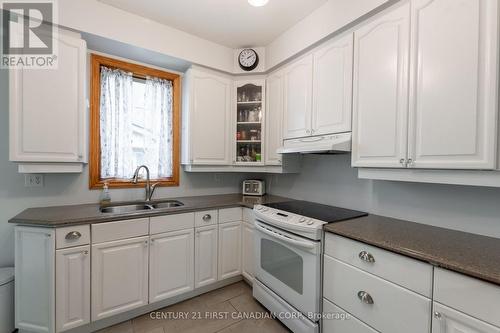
132,165 -> 159,202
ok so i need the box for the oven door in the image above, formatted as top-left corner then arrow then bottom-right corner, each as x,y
254,220 -> 321,315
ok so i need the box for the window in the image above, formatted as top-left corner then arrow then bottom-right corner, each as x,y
89,54 -> 180,189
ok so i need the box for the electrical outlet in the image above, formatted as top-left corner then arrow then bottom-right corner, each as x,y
25,174 -> 44,187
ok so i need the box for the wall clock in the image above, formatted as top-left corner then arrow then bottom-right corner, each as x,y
238,48 -> 259,71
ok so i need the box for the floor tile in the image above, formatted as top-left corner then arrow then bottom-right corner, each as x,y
95,320 -> 133,333
217,317 -> 291,333
197,282 -> 251,306
229,293 -> 267,314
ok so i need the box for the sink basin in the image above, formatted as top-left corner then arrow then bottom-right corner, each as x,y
152,200 -> 184,209
100,204 -> 154,214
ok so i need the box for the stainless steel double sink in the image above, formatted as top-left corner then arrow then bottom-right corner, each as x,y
100,200 -> 184,214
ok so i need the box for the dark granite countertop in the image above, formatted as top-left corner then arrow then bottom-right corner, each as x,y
9,193 -> 290,227
324,215 -> 500,286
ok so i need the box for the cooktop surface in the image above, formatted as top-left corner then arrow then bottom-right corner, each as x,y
263,200 -> 367,223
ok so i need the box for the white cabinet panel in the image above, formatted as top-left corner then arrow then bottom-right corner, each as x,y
323,299 -> 378,333
15,227 -> 55,333
241,222 -> 254,282
195,225 -> 218,288
92,237 -> 149,320
351,3 -> 411,168
9,31 -> 87,165
312,33 -> 353,136
408,0 -> 498,169
185,68 -> 231,165
265,72 -> 284,165
432,302 -> 500,333
218,221 -> 242,280
56,246 -> 90,332
150,229 -> 194,303
283,54 -> 313,139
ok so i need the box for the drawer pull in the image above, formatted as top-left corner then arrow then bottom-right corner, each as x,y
358,251 -> 375,263
434,312 -> 442,319
357,291 -> 374,305
65,231 -> 82,240
202,214 -> 212,222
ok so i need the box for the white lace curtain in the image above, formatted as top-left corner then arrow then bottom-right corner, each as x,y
100,66 -> 173,179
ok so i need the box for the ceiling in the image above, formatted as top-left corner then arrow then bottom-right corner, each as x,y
98,0 -> 328,48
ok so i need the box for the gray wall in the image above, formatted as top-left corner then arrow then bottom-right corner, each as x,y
0,68 -> 248,267
267,154 -> 500,238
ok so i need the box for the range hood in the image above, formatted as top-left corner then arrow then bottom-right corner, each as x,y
277,132 -> 351,154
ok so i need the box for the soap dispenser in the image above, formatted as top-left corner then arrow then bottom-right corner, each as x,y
100,182 -> 111,205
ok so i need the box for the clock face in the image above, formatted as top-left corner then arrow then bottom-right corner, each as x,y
239,49 -> 259,71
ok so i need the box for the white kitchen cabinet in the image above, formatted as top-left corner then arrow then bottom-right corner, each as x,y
351,2 -> 411,168
55,246 -> 90,332
92,237 -> 149,321
218,221 -> 242,280
15,227 -> 55,333
432,302 -> 500,333
241,221 -> 254,282
182,67 -> 232,165
407,0 -> 498,169
194,225 -> 219,288
265,71 -> 284,165
283,54 -> 313,139
9,30 -> 87,173
312,33 -> 353,136
149,229 -> 194,303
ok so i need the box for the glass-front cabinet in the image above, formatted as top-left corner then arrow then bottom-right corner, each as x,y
234,80 -> 266,165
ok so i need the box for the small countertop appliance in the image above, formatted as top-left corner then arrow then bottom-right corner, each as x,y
242,180 -> 266,196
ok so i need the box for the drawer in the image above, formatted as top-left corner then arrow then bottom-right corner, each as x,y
56,225 -> 90,249
323,255 -> 431,333
434,268 -> 500,327
150,213 -> 194,234
195,210 -> 218,227
323,299 -> 378,333
324,233 -> 433,297
219,207 -> 242,224
92,218 -> 149,244
242,208 -> 254,224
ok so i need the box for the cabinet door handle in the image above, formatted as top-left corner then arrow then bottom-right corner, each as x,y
407,158 -> 414,166
202,214 -> 212,222
357,291 -> 374,305
83,250 -> 89,256
358,251 -> 375,263
399,158 -> 406,166
65,231 -> 82,240
434,312 -> 442,319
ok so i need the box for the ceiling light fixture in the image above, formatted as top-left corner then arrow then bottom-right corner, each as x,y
248,0 -> 269,7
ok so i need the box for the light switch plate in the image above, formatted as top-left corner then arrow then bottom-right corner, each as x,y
25,174 -> 44,187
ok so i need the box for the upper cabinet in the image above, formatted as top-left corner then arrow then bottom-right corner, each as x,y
352,0 -> 499,170
182,68 -> 232,165
312,33 -> 353,136
265,71 -> 284,165
9,31 -> 87,173
351,3 -> 411,168
283,54 -> 314,139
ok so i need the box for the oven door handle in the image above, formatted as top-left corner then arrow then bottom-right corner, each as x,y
255,223 -> 316,250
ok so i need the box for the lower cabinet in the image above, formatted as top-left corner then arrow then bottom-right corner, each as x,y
432,302 -> 500,333
55,245 -> 90,332
91,236 -> 149,321
218,221 -> 242,280
323,299 -> 378,333
241,221 -> 254,282
149,229 -> 194,302
195,225 -> 219,288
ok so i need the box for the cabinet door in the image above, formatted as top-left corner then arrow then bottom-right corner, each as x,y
283,54 -> 313,139
312,33 -> 354,136
92,237 -> 149,321
190,69 -> 232,165
241,222 -> 254,282
56,246 -> 90,332
265,72 -> 284,165
351,3 -> 411,168
194,225 -> 218,288
218,221 -> 242,280
9,31 -> 87,163
432,302 -> 500,333
149,229 -> 194,303
407,0 -> 498,169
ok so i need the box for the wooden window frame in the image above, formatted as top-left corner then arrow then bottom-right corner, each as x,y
89,54 -> 181,189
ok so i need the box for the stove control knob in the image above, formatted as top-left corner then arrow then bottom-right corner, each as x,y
307,220 -> 315,225
256,207 -> 262,211
299,217 -> 306,223
262,208 -> 269,212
